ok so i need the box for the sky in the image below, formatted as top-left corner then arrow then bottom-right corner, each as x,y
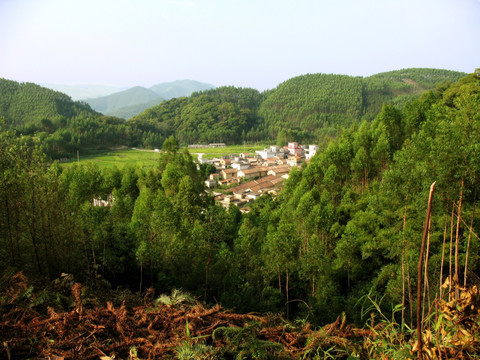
1,0 -> 479,91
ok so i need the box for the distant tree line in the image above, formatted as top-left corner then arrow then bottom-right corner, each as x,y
0,69 -> 465,160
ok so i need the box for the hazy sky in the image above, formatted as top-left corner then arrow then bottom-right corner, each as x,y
1,0 -> 479,90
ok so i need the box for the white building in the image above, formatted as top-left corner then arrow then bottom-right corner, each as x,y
305,145 -> 319,160
255,146 -> 285,159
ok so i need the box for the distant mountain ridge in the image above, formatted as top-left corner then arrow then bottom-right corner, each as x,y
131,68 -> 466,145
85,86 -> 162,115
150,79 -> 216,100
41,83 -> 125,100
84,80 -> 216,118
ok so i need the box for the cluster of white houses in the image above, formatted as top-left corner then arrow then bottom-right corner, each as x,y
201,142 -> 319,211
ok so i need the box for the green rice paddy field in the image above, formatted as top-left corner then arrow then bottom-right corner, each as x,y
61,145 -> 267,169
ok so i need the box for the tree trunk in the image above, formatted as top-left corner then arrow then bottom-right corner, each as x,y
449,203 -> 455,298
422,216 -> 432,322
464,199 -> 476,287
4,196 -> 16,267
454,178 -> 464,299
439,212 -> 448,298
417,182 -> 436,360
286,265 -> 290,319
401,197 -> 408,330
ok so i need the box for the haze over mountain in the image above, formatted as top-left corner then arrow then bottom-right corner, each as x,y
41,83 -> 125,100
85,86 -> 162,115
108,97 -> 166,120
84,80 -> 216,119
150,79 -> 216,100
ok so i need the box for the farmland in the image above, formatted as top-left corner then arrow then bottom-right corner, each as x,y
60,144 -> 268,168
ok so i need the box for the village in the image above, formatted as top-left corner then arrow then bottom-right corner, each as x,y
197,142 -> 319,211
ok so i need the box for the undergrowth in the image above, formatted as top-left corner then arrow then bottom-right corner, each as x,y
1,273 -> 480,359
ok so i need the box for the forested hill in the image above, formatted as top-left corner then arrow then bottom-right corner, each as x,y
260,68 -> 465,143
0,78 -> 167,159
0,78 -> 98,127
0,68 -> 467,159
130,86 -> 263,144
132,68 -> 465,145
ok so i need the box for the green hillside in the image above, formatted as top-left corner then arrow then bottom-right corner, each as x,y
0,79 -> 168,158
2,73 -> 480,360
259,68 -> 466,143
259,74 -> 365,142
150,79 -> 215,99
85,86 -> 161,114
0,68 -> 467,159
108,97 -> 165,119
132,68 -> 465,145
0,78 -> 97,128
130,86 -> 262,144
83,80 -> 215,118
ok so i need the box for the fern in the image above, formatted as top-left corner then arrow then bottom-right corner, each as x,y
213,322 -> 284,360
155,288 -> 195,306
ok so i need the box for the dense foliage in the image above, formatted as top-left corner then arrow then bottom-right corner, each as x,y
1,69 -> 464,162
0,78 -> 97,126
131,86 -> 264,144
0,78 -> 168,158
132,68 -> 465,146
1,71 -> 479,337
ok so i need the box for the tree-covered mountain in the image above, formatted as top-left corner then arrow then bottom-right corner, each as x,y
132,68 -> 465,146
85,86 -> 162,115
0,79 -> 165,158
0,68 -> 467,159
150,79 -> 215,99
0,78 -> 98,128
368,68 -> 465,89
260,68 -> 465,143
130,86 -> 263,144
